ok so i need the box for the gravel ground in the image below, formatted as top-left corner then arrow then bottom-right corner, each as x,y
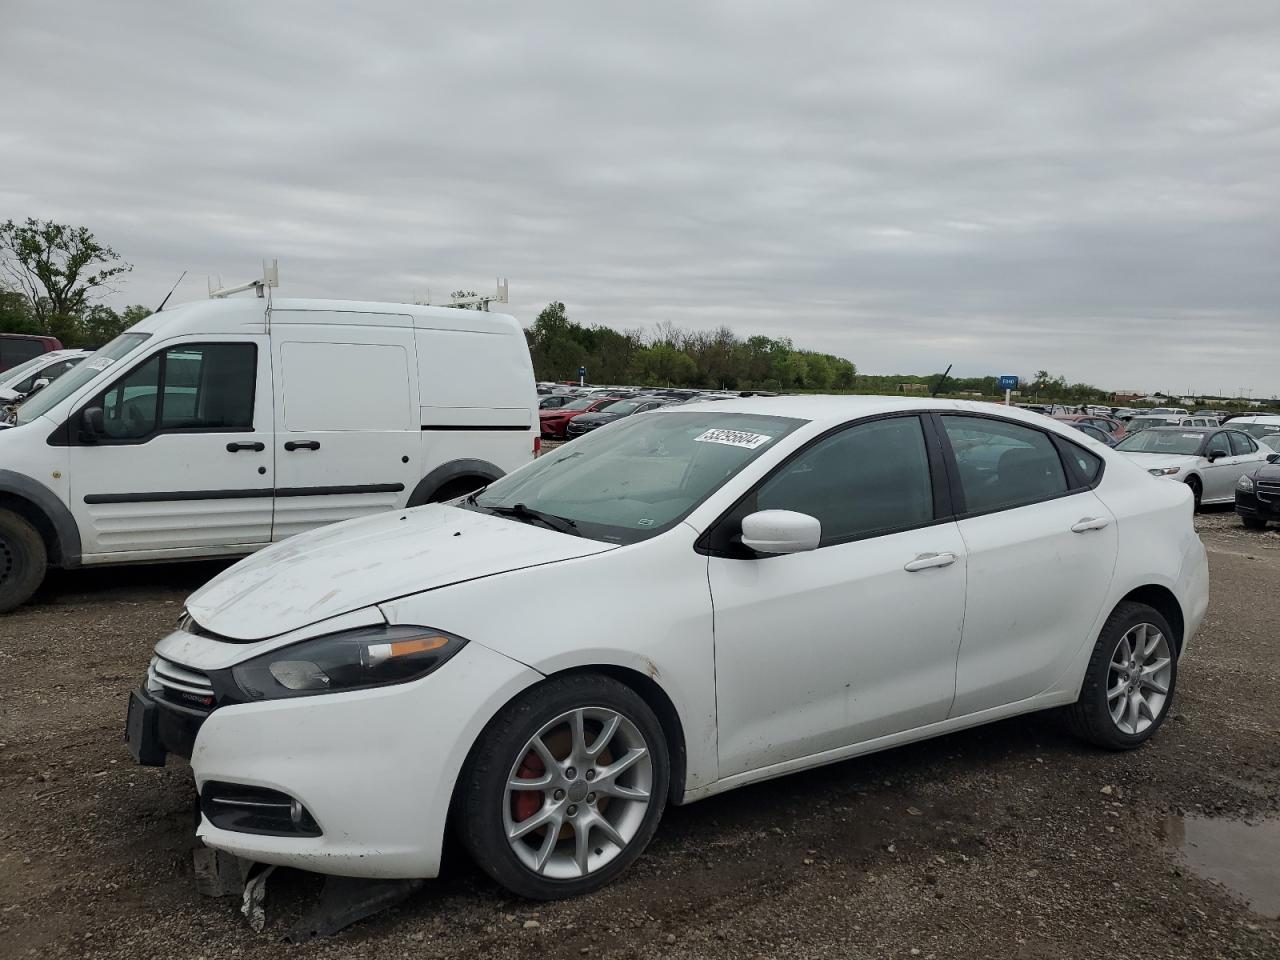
1,508 -> 1277,959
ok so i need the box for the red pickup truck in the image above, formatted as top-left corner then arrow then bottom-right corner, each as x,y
0,334 -> 63,372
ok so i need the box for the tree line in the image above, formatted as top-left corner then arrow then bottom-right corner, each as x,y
525,301 -> 857,391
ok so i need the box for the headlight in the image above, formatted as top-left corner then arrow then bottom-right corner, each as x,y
1238,474 -> 1254,491
1148,466 -> 1181,477
231,624 -> 467,701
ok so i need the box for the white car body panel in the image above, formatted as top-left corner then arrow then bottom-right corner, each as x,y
140,396 -> 1209,880
186,504 -> 616,641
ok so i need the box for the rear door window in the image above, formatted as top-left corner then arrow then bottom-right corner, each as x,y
1229,431 -> 1256,457
942,416 -> 1069,514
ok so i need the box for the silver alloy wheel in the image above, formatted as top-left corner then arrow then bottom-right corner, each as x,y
1107,622 -> 1173,735
503,707 -> 653,880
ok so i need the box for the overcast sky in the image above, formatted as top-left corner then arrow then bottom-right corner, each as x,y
3,1 -> 1278,396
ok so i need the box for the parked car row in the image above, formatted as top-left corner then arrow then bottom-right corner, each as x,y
1113,425 -> 1276,509
0,348 -> 90,422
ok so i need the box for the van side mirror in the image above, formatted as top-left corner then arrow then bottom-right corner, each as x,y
740,510 -> 821,555
81,406 -> 105,441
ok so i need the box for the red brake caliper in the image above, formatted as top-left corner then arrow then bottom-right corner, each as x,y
512,750 -> 545,823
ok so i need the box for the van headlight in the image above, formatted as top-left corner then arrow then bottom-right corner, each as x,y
231,625 -> 467,701
1148,466 -> 1181,477
1237,474 -> 1254,491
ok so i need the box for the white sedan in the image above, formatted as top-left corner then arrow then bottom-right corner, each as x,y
126,397 -> 1208,900
1115,425 -> 1274,508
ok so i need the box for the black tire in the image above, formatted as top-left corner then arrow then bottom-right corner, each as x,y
456,673 -> 669,900
1065,601 -> 1178,750
1185,476 -> 1203,511
0,508 -> 47,614
426,477 -> 487,503
1241,515 -> 1267,531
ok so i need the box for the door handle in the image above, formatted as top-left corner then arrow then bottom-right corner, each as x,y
1070,517 -> 1110,533
903,551 -> 958,572
284,440 -> 321,451
226,441 -> 265,452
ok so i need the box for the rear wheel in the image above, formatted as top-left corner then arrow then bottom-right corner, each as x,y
1241,516 -> 1268,531
1185,476 -> 1203,511
0,509 -> 48,614
1065,601 -> 1177,750
457,674 -> 669,900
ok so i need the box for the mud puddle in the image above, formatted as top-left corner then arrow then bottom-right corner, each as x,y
1163,815 -> 1280,918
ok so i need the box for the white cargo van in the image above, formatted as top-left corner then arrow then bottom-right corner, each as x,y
0,297 -> 538,611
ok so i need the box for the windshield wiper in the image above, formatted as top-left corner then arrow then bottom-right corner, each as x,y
465,485 -> 489,505
486,502 -> 581,536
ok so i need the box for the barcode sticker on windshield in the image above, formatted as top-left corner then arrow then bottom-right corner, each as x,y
694,428 -> 773,449
1182,434 -> 1201,439
86,357 -> 116,371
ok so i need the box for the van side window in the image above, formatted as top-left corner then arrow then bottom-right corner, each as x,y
93,343 -> 256,441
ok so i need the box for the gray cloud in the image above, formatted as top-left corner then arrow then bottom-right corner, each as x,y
2,0 -> 1277,396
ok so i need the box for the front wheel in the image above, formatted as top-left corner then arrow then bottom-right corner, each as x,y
1185,476 -> 1203,511
0,509 -> 48,614
457,674 -> 669,900
1241,515 -> 1268,531
1065,601 -> 1177,750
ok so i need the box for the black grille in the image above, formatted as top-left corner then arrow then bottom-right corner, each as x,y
1256,481 -> 1280,500
201,781 -> 322,837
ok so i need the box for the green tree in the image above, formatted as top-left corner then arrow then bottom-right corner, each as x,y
0,218 -> 132,340
0,289 -> 40,334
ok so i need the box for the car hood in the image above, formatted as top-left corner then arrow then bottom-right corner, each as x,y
1118,452 -> 1199,471
574,412 -> 622,425
185,504 -> 616,641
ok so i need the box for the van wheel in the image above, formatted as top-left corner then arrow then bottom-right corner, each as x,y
427,477 -> 487,503
457,674 -> 669,900
0,509 -> 48,613
1065,601 -> 1177,750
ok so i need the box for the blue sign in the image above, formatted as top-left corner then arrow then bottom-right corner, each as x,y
579,366 -> 586,378
997,375 -> 1019,391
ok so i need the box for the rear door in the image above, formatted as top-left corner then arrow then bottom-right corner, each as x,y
69,338 -> 273,556
269,311 -> 422,541
940,414 -> 1118,717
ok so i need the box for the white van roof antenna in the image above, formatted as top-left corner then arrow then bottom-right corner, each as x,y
428,278 -> 509,312
209,260 -> 279,299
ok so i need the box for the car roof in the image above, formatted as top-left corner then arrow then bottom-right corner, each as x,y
1141,425 -> 1213,434
664,395 -> 1086,432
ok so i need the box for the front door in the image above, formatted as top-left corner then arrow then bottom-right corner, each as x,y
709,414 -> 967,778
69,337 -> 273,557
938,414 -> 1118,717
269,311 -> 422,541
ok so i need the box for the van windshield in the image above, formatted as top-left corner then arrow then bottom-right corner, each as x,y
15,333 -> 150,425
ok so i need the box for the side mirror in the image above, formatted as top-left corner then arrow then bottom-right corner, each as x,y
1207,449 -> 1228,462
740,510 -> 821,555
1268,453 -> 1280,464
29,377 -> 50,395
81,406 -> 105,440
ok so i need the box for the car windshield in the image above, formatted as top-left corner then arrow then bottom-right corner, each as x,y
560,397 -> 602,412
0,354 -> 57,391
15,332 -> 150,425
469,411 -> 806,544
600,400 -> 643,415
1115,430 -> 1204,455
1125,417 -> 1170,433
